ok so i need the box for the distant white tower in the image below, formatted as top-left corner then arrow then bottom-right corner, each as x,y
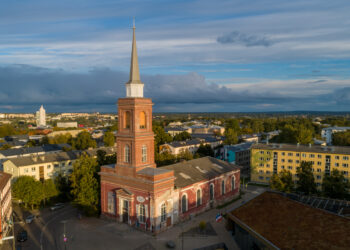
36,105 -> 46,127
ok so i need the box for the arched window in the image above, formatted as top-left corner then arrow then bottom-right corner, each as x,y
231,176 -> 235,191
142,145 -> 147,163
196,189 -> 202,206
161,203 -> 166,222
209,183 -> 214,200
139,111 -> 146,129
124,145 -> 130,163
139,204 -> 145,223
181,194 -> 187,213
124,111 -> 131,129
221,180 -> 225,195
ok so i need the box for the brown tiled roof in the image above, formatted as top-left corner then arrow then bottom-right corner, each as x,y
0,172 -> 11,190
161,156 -> 239,188
231,192 -> 350,249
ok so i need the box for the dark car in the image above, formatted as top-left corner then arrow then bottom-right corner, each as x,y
50,203 -> 64,211
17,230 -> 27,242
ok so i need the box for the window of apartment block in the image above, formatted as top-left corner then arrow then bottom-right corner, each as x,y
266,171 -> 271,174
266,151 -> 271,155
266,158 -> 270,161
281,165 -> 285,169
318,155 -> 322,159
302,153 -> 306,157
335,163 -> 339,167
296,153 -> 300,157
288,153 -> 293,156
259,170 -> 264,174
310,154 -> 315,158
311,161 -> 315,165
312,168 -> 315,172
343,156 -> 349,160
266,164 -> 270,167
342,163 -> 349,168
343,171 -> 348,176
259,157 -> 264,161
281,159 -> 285,163
281,152 -> 285,156
259,163 -> 264,167
24,168 -> 29,173
317,168 -> 321,172
54,164 -> 59,168
61,162 -> 65,167
32,167 -> 35,172
260,151 -> 264,154
317,175 -> 321,180
266,177 -> 270,181
259,176 -> 264,180
288,166 -> 293,170
317,162 -> 322,166
335,156 -> 340,160
296,160 -> 300,164
47,165 -> 51,169
288,159 -> 293,163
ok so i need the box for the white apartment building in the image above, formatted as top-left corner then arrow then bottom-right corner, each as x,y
36,105 -> 46,127
321,126 -> 350,144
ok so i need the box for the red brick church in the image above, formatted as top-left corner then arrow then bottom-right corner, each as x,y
100,25 -> 240,233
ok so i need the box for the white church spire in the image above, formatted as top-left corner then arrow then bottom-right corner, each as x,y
125,18 -> 144,98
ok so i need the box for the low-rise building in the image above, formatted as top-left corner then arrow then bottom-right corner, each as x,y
250,143 -> 350,188
160,138 -> 222,156
321,126 -> 350,144
3,147 -> 115,181
57,122 -> 78,128
0,172 -> 12,243
227,191 -> 350,249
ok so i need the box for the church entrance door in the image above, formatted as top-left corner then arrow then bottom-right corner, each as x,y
122,200 -> 129,223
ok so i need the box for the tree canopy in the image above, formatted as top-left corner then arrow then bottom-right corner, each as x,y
296,161 -> 317,195
269,170 -> 294,193
72,131 -> 97,150
196,144 -> 214,157
332,131 -> 350,146
224,128 -> 238,145
173,131 -> 191,141
322,169 -> 350,199
103,132 -> 115,147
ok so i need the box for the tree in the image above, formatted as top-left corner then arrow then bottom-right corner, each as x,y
173,131 -> 191,141
72,131 -> 97,150
0,124 -> 18,138
295,125 -> 313,144
12,176 -> 43,210
153,125 -> 172,153
41,136 -> 49,145
103,132 -> 115,147
196,144 -> 214,157
55,173 -> 72,201
322,169 -> 350,199
270,170 -> 294,193
0,144 -> 12,150
42,179 -> 58,206
70,153 -> 99,215
296,161 -> 317,195
177,149 -> 193,161
332,131 -> 350,146
225,119 -> 240,134
224,128 -> 238,145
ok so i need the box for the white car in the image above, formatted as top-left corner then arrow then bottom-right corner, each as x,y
25,215 -> 35,224
50,203 -> 64,211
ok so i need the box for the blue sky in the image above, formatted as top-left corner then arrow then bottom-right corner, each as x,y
1,0 -> 350,113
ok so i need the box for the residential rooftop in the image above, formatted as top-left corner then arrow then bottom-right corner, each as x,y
0,172 -> 11,190
252,143 -> 350,155
161,156 -> 239,188
230,192 -> 350,249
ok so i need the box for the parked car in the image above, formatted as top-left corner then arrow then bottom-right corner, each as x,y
50,203 -> 64,211
25,214 -> 35,224
17,230 -> 27,242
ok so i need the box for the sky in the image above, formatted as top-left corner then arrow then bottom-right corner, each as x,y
1,0 -> 350,113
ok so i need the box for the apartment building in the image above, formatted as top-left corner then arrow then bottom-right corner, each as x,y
251,143 -> 350,188
0,172 -> 12,243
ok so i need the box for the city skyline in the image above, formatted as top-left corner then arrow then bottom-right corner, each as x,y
1,0 -> 350,112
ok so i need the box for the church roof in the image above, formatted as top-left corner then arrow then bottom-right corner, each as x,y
161,156 -> 239,188
137,167 -> 172,176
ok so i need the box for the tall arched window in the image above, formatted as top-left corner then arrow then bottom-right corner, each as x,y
196,189 -> 202,206
221,180 -> 225,195
139,111 -> 146,129
142,145 -> 147,163
161,203 -> 166,222
209,183 -> 214,200
139,204 -> 145,223
181,194 -> 187,213
124,111 -> 131,129
124,145 -> 130,163
231,176 -> 235,191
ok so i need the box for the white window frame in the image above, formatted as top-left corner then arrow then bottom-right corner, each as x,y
142,145 -> 147,163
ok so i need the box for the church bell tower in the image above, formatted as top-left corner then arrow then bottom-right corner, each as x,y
115,23 -> 156,177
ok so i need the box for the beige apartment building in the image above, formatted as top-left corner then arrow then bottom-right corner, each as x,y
251,143 -> 350,188
3,147 -> 115,181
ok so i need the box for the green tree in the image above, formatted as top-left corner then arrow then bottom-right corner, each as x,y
156,151 -> 177,167
70,153 -> 99,215
270,170 -> 294,193
173,131 -> 191,141
153,125 -> 172,154
42,179 -> 58,206
103,132 -> 115,147
12,176 -> 43,209
332,131 -> 350,146
0,124 -> 18,138
96,149 -> 107,166
55,174 -> 72,201
296,161 -> 317,195
224,128 -> 238,145
196,144 -> 214,157
225,119 -> 240,133
0,144 -> 12,150
322,169 -> 350,199
177,149 -> 193,161
295,125 -> 313,144
72,131 -> 97,150
41,136 -> 49,145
